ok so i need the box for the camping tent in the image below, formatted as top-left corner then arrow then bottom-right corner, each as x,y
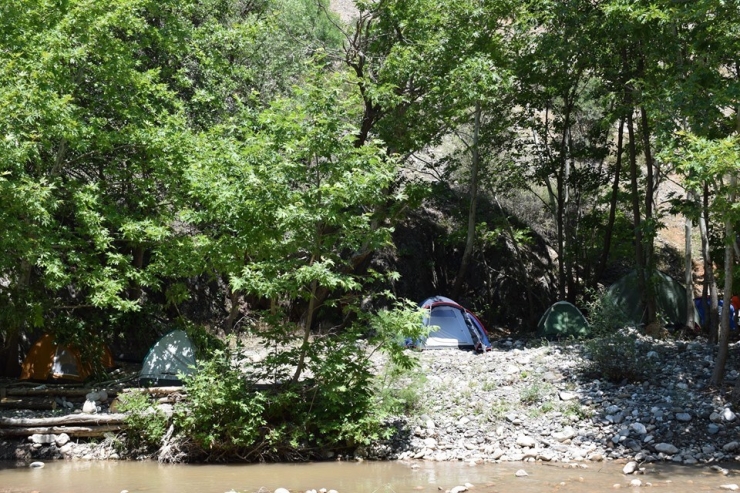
414,296 -> 492,351
537,301 -> 591,338
20,333 -> 114,382
607,270 -> 699,328
139,330 -> 196,386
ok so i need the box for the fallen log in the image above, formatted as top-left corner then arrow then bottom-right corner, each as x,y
0,397 -> 57,410
0,424 -> 123,438
0,413 -> 127,427
121,387 -> 185,397
3,388 -> 120,398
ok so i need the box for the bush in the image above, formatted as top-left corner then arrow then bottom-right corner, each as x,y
583,287 -> 632,337
117,390 -> 169,453
582,330 -> 657,383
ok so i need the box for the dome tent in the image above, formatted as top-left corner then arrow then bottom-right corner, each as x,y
139,330 -> 196,386
537,301 -> 591,338
413,296 -> 492,351
20,333 -> 114,382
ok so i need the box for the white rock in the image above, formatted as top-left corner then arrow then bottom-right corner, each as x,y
450,486 -> 468,493
720,485 -> 739,491
654,443 -> 678,454
55,433 -> 70,447
516,435 -> 537,448
29,434 -> 56,444
29,461 -> 44,468
552,426 -> 576,442
630,479 -> 642,487
515,469 -> 528,477
82,399 -> 97,414
275,489 -> 291,493
623,461 -> 638,475
423,438 -> 437,449
724,408 -> 737,422
491,448 -> 505,460
559,391 -> 578,401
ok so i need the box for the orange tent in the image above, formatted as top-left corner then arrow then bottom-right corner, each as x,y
20,333 -> 114,382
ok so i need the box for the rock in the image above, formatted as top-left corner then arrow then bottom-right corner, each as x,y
559,391 -> 578,401
274,489 -> 291,493
711,412 -> 723,423
675,413 -> 692,422
423,438 -> 437,449
622,461 -> 638,475
552,426 -> 576,442
515,469 -> 528,477
29,434 -> 56,445
654,443 -> 678,454
82,399 -> 97,414
630,479 -> 642,487
450,487 -> 468,493
723,442 -> 739,453
711,465 -> 730,475
709,424 -> 721,434
724,408 -> 737,422
630,423 -> 647,435
29,461 -> 45,468
55,433 -> 70,447
720,485 -> 739,491
516,435 -> 537,448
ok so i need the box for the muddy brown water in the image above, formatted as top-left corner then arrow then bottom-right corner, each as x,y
1,460 -> 738,493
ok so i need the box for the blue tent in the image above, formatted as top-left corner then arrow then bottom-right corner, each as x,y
410,296 -> 492,351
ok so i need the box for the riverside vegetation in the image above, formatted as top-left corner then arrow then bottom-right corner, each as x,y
2,0 -> 740,467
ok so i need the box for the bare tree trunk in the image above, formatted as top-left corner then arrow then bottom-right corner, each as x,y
596,116 -> 625,284
627,109 -> 648,327
700,184 -> 720,341
639,106 -> 657,324
452,102 -> 482,300
685,191 -> 694,330
711,204 -> 735,386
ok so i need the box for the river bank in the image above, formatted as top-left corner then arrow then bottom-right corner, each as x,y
2,332 -> 740,468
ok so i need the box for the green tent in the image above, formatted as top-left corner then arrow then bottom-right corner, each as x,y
537,301 -> 591,338
607,270 -> 699,328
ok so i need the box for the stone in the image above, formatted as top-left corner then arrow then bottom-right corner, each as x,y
723,442 -> 739,453
82,399 -> 97,414
275,489 -> 291,493
623,461 -> 638,475
55,433 -> 70,447
724,408 -> 737,422
654,443 -> 678,454
710,412 -> 723,423
720,485 -> 739,491
29,461 -> 44,468
423,438 -> 437,449
630,423 -> 647,435
559,391 -> 578,401
552,426 -> 576,442
676,413 -> 692,422
630,479 -> 642,487
709,424 -> 720,434
515,469 -> 528,477
450,487 -> 468,493
29,434 -> 56,444
516,435 -> 537,448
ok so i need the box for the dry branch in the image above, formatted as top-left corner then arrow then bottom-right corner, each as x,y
0,397 -> 57,410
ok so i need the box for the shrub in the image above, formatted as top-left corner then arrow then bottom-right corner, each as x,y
583,287 -> 632,337
117,390 -> 169,453
582,330 -> 657,383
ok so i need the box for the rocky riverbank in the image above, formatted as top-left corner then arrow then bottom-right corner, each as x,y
4,331 -> 740,468
360,332 -> 740,467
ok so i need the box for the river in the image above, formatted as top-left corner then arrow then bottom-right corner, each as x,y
1,460 -> 738,493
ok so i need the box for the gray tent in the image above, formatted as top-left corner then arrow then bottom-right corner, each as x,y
607,270 -> 699,328
139,330 -> 196,386
537,301 -> 591,338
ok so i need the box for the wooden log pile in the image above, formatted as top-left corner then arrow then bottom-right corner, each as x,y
0,414 -> 128,438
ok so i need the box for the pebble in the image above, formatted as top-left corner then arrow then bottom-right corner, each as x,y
515,469 -> 528,477
720,485 -> 739,491
274,489 -> 290,493
29,461 -> 44,468
622,461 -> 637,475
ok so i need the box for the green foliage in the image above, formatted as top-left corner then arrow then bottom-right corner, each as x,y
583,287 -> 632,337
117,390 -> 169,452
582,331 -> 658,383
373,362 -> 427,417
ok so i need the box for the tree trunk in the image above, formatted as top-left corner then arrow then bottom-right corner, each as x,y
639,106 -> 657,324
452,102 -> 482,300
596,116 -> 625,284
627,109 -> 648,327
699,183 -> 720,341
685,191 -> 694,330
711,204 -> 735,386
